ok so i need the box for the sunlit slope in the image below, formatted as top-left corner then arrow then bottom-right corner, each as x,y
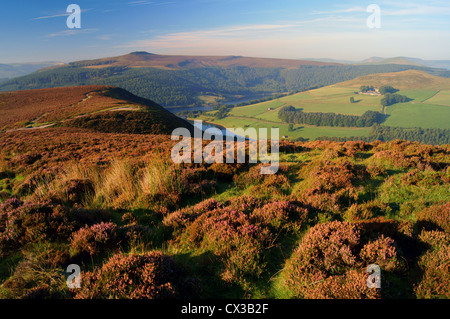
208,70 -> 450,140
0,86 -> 194,134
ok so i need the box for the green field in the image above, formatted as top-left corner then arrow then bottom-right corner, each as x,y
425,90 -> 450,106
384,102 -> 450,129
195,70 -> 450,141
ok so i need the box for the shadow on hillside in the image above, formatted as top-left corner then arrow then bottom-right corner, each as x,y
172,251 -> 245,299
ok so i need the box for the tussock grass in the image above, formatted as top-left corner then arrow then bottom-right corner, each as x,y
34,156 -> 184,210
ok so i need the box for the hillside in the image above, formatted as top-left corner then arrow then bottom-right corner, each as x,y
0,52 -> 444,107
0,85 -> 194,134
338,70 -> 450,90
68,51 -> 337,70
0,128 -> 449,299
193,70 -> 450,144
360,57 -> 424,67
360,57 -> 450,70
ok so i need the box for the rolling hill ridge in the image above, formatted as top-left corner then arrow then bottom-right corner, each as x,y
67,51 -> 337,70
1,52 -> 447,107
0,85 -> 194,135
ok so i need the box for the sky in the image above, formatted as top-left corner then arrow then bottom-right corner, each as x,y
1,0 -> 450,63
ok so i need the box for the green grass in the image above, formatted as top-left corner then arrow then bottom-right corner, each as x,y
197,71 -> 450,141
400,90 -> 439,102
384,102 -> 450,129
425,90 -> 450,106
229,100 -> 285,118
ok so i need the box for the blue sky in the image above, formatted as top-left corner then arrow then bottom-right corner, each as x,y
1,0 -> 450,63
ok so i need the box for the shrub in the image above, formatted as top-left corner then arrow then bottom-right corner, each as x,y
417,202 -> 450,233
165,197 -> 273,284
252,200 -> 308,231
163,198 -> 221,230
300,269 -> 380,299
359,235 -> 400,271
282,220 -> 404,298
74,252 -> 194,299
69,222 -> 118,257
0,198 -> 112,256
181,206 -> 271,283
299,160 -> 365,212
415,230 -> 450,298
344,200 -> 391,222
0,199 -> 75,253
233,164 -> 290,197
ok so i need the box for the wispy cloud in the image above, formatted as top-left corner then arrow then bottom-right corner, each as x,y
382,2 -> 450,16
33,9 -> 91,20
312,6 -> 366,15
46,28 -> 98,38
128,1 -> 154,5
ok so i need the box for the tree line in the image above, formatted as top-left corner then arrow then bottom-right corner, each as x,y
381,93 -> 411,107
315,125 -> 450,145
278,106 -> 385,127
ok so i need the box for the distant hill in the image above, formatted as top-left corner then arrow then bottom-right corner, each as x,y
360,56 -> 424,67
0,52 -> 443,107
0,62 -> 63,79
359,56 -> 450,70
303,56 -> 450,70
68,51 -> 337,70
0,85 -> 194,135
338,69 -> 450,90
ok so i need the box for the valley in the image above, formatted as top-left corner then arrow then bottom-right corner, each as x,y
192,70 -> 450,144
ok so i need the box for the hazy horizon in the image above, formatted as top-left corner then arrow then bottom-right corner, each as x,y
1,0 -> 450,63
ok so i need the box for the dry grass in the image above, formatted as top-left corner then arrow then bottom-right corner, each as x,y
32,156 -> 184,209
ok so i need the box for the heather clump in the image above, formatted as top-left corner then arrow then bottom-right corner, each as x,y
69,222 -> 119,257
282,220 -> 404,298
359,235 -> 400,271
163,198 -> 221,231
180,206 -> 271,283
299,269 -> 379,299
165,197 -> 273,284
252,200 -> 308,231
298,160 -> 365,212
416,202 -> 450,233
74,251 -> 195,299
69,221 -> 154,258
0,198 -> 113,256
0,198 -> 75,253
414,230 -> 450,298
233,164 -> 290,197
